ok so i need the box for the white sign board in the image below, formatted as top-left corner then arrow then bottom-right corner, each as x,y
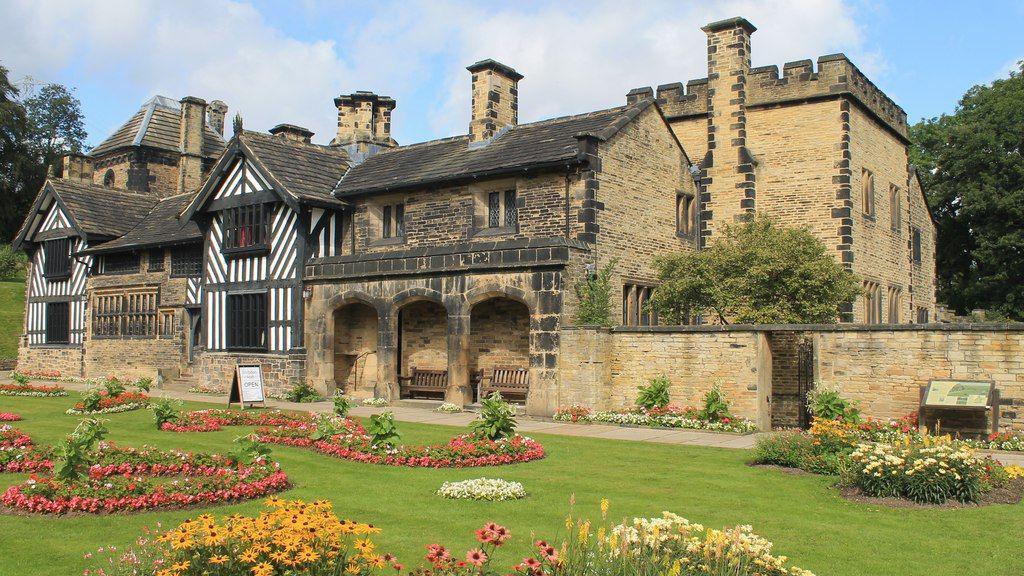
231,364 -> 265,406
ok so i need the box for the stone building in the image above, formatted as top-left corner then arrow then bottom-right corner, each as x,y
13,17 -> 946,425
631,17 -> 936,323
13,95 -> 227,379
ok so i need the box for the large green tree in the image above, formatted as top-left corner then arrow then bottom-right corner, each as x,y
910,62 -> 1024,318
0,71 -> 87,243
649,216 -> 861,324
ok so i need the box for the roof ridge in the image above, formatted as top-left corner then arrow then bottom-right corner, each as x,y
242,130 -> 348,155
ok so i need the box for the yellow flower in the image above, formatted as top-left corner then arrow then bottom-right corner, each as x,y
600,498 -> 610,518
169,561 -> 190,571
252,562 -> 274,576
240,548 -> 261,563
210,555 -> 229,565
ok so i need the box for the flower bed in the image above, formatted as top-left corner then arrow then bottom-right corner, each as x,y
257,422 -> 545,468
0,382 -> 68,397
0,413 -> 22,421
362,397 -> 388,406
1,443 -> 289,514
0,425 -> 54,473
849,441 -> 990,504
66,390 -> 149,415
554,404 -> 757,433
966,432 -> 1024,452
160,409 -> 314,432
186,384 -> 228,395
437,478 -> 526,501
436,402 -> 463,413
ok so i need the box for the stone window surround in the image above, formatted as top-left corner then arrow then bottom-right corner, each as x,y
622,281 -> 657,327
367,194 -> 407,246
889,183 -> 902,234
863,280 -> 882,324
676,191 -> 696,237
470,179 -> 519,238
861,168 -> 875,218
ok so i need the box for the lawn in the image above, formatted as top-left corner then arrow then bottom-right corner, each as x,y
1,395 -> 1022,576
0,274 -> 24,359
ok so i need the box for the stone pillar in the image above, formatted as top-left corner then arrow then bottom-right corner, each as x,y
207,100 -> 228,136
377,310 -> 399,400
467,59 -> 523,143
701,17 -> 757,237
446,311 -> 472,405
177,96 -> 207,195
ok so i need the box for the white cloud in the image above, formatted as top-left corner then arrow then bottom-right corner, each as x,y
0,0 -> 880,146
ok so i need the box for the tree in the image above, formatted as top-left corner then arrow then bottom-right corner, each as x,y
574,259 -> 616,326
909,62 -> 1024,318
0,70 -> 87,243
649,216 -> 861,324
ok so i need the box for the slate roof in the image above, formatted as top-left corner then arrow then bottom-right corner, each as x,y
79,192 -> 201,255
232,131 -> 350,206
47,179 -> 157,239
334,100 -> 653,195
89,95 -> 225,158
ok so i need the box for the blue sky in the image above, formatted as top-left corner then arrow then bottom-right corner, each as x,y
1,0 -> 1021,149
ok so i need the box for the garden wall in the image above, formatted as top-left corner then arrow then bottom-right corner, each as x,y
812,325 -> 1024,432
554,324 -> 1024,432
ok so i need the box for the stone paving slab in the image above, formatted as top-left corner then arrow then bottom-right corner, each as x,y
11,377 -> 1024,465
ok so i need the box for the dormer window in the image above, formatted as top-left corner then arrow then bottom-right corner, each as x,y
222,204 -> 271,255
42,238 -> 71,279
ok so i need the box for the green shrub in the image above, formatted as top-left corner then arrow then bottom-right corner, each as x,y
284,382 -> 322,403
750,432 -> 813,468
367,412 -> 401,448
803,452 -> 847,476
310,414 -> 341,441
807,387 -> 861,423
11,372 -> 29,386
635,376 -> 671,411
102,377 -> 126,397
0,245 -> 24,280
332,392 -> 352,417
134,377 -> 152,393
80,388 -> 103,412
700,385 -> 732,422
55,418 -> 107,480
149,397 -> 181,430
574,259 -> 617,326
470,392 -> 518,440
230,434 -> 272,464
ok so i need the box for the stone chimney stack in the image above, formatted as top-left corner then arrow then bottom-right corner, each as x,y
331,92 -> 397,156
207,100 -> 228,136
269,123 -> 314,144
61,153 -> 94,182
177,96 -> 207,194
467,59 -> 522,143
701,16 -> 757,233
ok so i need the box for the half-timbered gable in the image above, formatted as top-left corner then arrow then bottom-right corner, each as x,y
185,129 -> 350,358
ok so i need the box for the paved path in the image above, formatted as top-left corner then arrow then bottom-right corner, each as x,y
12,377 -> 1024,465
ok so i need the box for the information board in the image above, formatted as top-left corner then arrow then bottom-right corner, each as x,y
923,380 -> 993,408
229,364 -> 266,408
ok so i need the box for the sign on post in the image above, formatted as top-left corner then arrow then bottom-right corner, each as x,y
229,364 -> 266,409
919,379 -> 999,435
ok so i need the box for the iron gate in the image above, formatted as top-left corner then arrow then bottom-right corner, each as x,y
796,339 -> 815,429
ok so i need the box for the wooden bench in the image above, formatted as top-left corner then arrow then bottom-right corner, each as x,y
478,366 -> 530,404
398,368 -> 448,399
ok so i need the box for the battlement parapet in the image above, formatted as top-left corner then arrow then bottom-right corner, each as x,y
642,53 -> 907,139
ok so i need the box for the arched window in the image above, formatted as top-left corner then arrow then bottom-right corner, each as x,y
103,169 -> 115,188
889,184 -> 901,232
861,169 -> 874,216
676,193 -> 694,235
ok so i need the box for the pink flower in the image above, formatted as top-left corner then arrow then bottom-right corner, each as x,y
465,549 -> 488,566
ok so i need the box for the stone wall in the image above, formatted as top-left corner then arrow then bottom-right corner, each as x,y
814,326 -> 1024,432
399,300 -> 448,375
196,350 -> 307,398
333,303 -> 379,398
554,326 -> 771,428
469,297 -> 530,374
16,343 -> 85,378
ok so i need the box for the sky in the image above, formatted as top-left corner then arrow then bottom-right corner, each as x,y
1,0 -> 1022,149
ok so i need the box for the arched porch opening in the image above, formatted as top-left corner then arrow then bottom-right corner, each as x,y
397,299 -> 449,399
469,296 -> 531,403
333,302 -> 379,398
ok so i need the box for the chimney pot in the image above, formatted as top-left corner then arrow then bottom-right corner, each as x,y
331,91 -> 397,156
208,100 -> 228,136
269,123 -> 315,144
467,59 -> 522,143
177,96 -> 207,194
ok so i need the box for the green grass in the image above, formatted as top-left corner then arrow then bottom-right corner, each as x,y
0,396 -> 1022,576
0,274 -> 25,358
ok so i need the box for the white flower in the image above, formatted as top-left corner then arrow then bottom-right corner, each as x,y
436,478 -> 526,501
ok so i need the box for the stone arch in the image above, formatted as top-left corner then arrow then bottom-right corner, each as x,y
391,287 -> 447,313
464,283 -> 534,314
331,300 -> 380,398
392,287 -> 449,398
468,292 -> 532,403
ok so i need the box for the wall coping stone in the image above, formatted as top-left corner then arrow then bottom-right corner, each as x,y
576,323 -> 1024,334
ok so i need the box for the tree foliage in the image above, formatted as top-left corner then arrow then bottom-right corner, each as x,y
0,68 -> 87,242
649,216 -> 861,324
574,259 -> 616,326
909,62 -> 1024,318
